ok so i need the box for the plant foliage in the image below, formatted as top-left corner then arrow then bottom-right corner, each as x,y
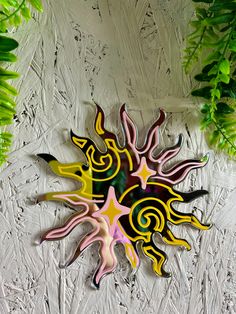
184,0 -> 236,158
0,0 -> 42,166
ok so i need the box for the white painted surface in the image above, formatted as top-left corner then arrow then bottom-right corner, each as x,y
0,1 -> 236,313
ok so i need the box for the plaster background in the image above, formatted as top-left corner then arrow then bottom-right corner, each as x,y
0,0 -> 236,313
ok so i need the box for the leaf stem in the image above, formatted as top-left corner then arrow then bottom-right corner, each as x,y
184,27 -> 207,72
213,120 -> 236,151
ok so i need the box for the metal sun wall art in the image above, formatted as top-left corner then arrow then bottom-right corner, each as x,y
38,105 -> 211,289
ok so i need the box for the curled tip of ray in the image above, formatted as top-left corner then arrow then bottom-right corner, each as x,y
120,103 -> 127,114
92,98 -> 98,105
70,129 -> 78,139
35,198 -> 40,204
40,236 -> 48,244
37,153 -> 56,163
65,258 -> 75,267
130,268 -> 138,276
201,153 -> 210,163
92,278 -> 100,289
59,262 -> 67,269
94,102 -> 103,112
186,245 -> 191,252
177,133 -> 184,146
206,222 -> 213,229
33,239 -> 41,246
156,108 -> 166,125
162,271 -> 171,278
36,194 -> 46,203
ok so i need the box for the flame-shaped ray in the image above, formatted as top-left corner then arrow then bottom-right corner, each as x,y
41,204 -> 90,242
142,240 -> 170,277
156,155 -> 209,184
94,103 -> 118,142
168,204 -> 211,229
38,104 -> 211,288
161,228 -> 191,251
93,240 -> 117,288
176,189 -> 208,202
152,134 -> 183,163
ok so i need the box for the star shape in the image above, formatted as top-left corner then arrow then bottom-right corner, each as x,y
92,186 -> 130,235
131,156 -> 156,189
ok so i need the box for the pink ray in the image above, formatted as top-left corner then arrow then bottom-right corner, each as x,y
154,156 -> 208,184
151,134 -> 183,163
41,206 -> 93,241
52,193 -> 104,205
120,104 -> 140,163
93,240 -> 117,288
141,109 -> 165,155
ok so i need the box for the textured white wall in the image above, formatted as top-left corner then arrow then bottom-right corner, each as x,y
0,0 -> 236,313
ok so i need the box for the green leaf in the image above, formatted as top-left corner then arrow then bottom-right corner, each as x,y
204,52 -> 222,63
209,3 -> 236,11
21,6 -> 31,20
194,72 -> 214,82
205,13 -> 234,26
0,0 -> 11,6
206,28 -> 219,41
229,41 -> 236,52
200,103 -> 211,114
0,67 -> 19,79
0,51 -> 17,62
214,0 -> 235,3
28,0 -> 43,12
0,118 -> 12,126
211,88 -> 221,99
202,39 -> 225,48
208,64 -> 218,75
193,0 -> 213,3
219,73 -> 230,84
0,80 -> 18,95
202,61 -> 218,73
0,131 -> 12,166
221,79 -> 236,98
196,8 -> 208,19
200,115 -> 213,129
0,35 -> 18,52
0,91 -> 16,106
218,138 -> 227,149
219,59 -> 230,75
191,86 -> 212,99
0,21 -> 7,33
190,20 -> 202,28
0,102 -> 16,114
13,13 -> 21,26
209,130 -> 220,145
220,25 -> 231,33
216,102 -> 235,115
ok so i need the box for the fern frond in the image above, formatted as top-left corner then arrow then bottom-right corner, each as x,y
0,132 -> 12,165
184,0 -> 236,158
0,0 -> 43,32
0,1 -> 43,168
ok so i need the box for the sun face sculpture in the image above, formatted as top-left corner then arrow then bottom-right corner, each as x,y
38,104 -> 211,288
